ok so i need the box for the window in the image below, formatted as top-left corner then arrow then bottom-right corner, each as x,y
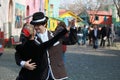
104,16 -> 107,21
95,15 -> 99,20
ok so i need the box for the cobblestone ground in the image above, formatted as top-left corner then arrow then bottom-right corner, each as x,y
0,44 -> 120,80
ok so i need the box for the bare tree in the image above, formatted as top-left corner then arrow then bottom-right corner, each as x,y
64,1 -> 85,15
113,0 -> 120,20
61,0 -> 110,25
87,0 -> 102,25
60,0 -> 102,15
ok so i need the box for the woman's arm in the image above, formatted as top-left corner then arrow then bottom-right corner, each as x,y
15,45 -> 24,66
62,27 -> 78,45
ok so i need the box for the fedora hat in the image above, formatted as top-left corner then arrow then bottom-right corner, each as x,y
30,12 -> 48,25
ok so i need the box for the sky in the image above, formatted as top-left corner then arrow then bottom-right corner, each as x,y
60,0 -> 113,6
60,0 -> 91,5
60,0 -> 76,4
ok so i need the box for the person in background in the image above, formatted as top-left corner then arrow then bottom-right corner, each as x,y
77,26 -> 83,45
54,21 -> 67,63
106,25 -> 111,46
91,24 -> 100,49
54,21 -> 77,63
88,26 -> 93,46
70,19 -> 78,43
82,25 -> 88,45
100,25 -> 107,47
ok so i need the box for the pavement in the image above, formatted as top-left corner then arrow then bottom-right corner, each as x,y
66,44 -> 120,80
0,43 -> 120,80
0,48 -> 19,80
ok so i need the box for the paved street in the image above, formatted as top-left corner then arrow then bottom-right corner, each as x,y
0,44 -> 120,80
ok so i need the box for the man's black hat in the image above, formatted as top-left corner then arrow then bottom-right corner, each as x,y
30,12 -> 48,25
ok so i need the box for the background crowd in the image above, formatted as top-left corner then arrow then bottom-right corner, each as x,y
77,24 -> 115,49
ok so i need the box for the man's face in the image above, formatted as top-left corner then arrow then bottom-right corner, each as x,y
94,25 -> 97,29
34,24 -> 45,33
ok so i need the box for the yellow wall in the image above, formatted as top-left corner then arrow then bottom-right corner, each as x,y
59,11 -> 82,27
48,18 -> 58,31
45,0 -> 49,16
60,13 -> 73,18
60,11 -> 82,21
45,0 -> 57,31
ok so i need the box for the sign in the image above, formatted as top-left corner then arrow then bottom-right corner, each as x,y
15,3 -> 25,28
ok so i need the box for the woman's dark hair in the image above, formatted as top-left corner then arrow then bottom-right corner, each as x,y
54,21 -> 66,34
58,21 -> 66,28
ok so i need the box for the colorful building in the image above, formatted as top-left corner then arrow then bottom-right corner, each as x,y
47,9 -> 83,31
25,0 -> 41,22
0,0 -> 26,46
59,9 -> 82,27
0,0 -> 82,46
87,10 -> 112,26
0,0 -> 42,46
109,4 -> 120,30
78,12 -> 89,26
44,0 -> 60,31
46,8 -> 83,31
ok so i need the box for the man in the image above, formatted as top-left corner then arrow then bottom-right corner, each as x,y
100,25 -> 107,47
106,25 -> 111,46
16,12 -> 77,80
91,24 -> 100,49
31,12 -> 77,80
82,25 -> 88,45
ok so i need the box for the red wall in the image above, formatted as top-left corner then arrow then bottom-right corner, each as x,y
89,15 -> 112,25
